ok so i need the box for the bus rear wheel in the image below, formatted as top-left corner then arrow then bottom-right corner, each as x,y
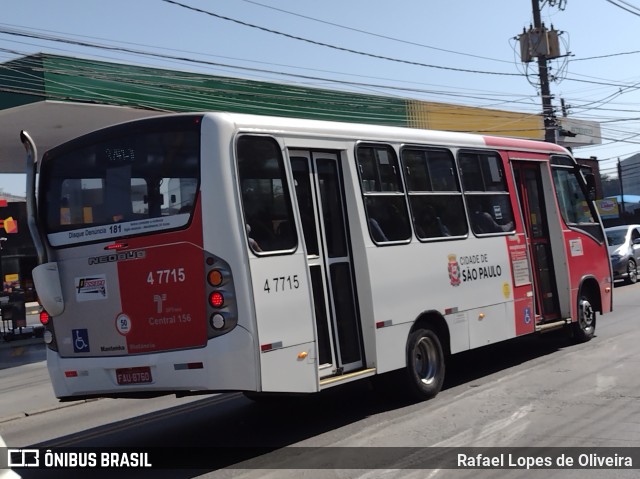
404,327 -> 445,401
572,294 -> 596,343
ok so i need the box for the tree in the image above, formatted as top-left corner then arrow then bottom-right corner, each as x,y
600,173 -> 620,199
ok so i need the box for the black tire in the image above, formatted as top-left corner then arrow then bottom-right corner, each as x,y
242,391 -> 287,404
403,327 -> 445,401
626,259 -> 637,285
572,293 -> 596,343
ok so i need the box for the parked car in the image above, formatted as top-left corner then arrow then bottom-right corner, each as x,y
605,224 -> 640,284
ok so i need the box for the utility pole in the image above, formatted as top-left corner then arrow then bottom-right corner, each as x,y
618,158 -> 626,218
518,1 -> 563,143
531,0 -> 556,143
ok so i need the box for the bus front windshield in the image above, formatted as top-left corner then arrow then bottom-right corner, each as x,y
40,117 -> 201,246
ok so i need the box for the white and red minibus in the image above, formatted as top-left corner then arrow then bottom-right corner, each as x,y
22,112 -> 612,401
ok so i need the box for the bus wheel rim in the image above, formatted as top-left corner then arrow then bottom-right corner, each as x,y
414,336 -> 438,386
579,298 -> 595,332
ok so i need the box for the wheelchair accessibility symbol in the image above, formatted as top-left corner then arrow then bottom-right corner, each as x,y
72,328 -> 90,353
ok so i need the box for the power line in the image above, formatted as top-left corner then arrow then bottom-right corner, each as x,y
238,0 -> 512,64
3,17 -> 639,110
1,27 -> 635,140
572,49 -> 640,61
1,4 -> 638,152
0,29 -> 542,110
0,23 -> 546,109
605,0 -> 640,17
0,52 -> 557,143
161,0 -> 522,77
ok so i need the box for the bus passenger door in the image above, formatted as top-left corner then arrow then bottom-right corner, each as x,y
513,161 -> 561,322
289,150 -> 363,378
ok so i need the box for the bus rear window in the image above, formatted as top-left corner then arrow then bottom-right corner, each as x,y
40,120 -> 200,246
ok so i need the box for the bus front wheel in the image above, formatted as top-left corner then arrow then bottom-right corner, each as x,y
404,327 -> 445,401
573,293 -> 596,343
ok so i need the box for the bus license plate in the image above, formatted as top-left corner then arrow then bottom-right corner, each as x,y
116,367 -> 152,385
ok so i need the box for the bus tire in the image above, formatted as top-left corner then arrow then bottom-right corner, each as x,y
242,391 -> 306,405
242,391 -> 281,404
404,327 -> 445,401
572,293 -> 596,343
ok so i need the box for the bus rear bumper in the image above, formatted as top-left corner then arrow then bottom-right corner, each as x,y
46,327 -> 257,400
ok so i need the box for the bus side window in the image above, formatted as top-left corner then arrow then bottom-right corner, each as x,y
459,151 -> 515,236
550,157 -> 603,241
402,147 -> 468,239
356,144 -> 411,244
237,136 -> 298,254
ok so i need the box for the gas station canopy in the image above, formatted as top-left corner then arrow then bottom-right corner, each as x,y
0,53 -> 600,174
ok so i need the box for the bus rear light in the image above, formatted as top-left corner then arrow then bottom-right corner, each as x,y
39,310 -> 51,325
209,292 -> 224,308
376,320 -> 392,329
260,341 -> 283,352
204,253 -> 237,339
207,269 -> 223,287
210,313 -> 225,329
64,370 -> 78,378
43,330 -> 54,344
105,242 -> 128,250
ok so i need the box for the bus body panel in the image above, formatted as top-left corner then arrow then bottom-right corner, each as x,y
49,202 -> 207,358
467,302 -> 513,349
363,235 -> 516,372
374,322 -> 413,373
47,326 -> 257,398
115,238 -> 208,353
257,342 -> 319,393
54,247 -> 123,357
564,231 -> 613,316
199,114 -> 263,343
248,254 -> 319,392
505,233 -> 536,337
201,117 -> 323,393
364,237 -> 514,317
31,112 -> 612,400
31,262 -> 64,316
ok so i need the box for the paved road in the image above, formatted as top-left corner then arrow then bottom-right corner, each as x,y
1,283 -> 639,479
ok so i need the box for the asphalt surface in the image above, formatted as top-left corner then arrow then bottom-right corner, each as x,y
0,311 -> 71,423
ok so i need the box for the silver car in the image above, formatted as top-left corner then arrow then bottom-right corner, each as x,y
606,224 -> 640,284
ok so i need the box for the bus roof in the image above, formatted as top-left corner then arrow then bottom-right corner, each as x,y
44,111 -> 572,158
206,112 -> 571,155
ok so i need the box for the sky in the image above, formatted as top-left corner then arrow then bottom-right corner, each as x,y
2,0 -> 640,195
